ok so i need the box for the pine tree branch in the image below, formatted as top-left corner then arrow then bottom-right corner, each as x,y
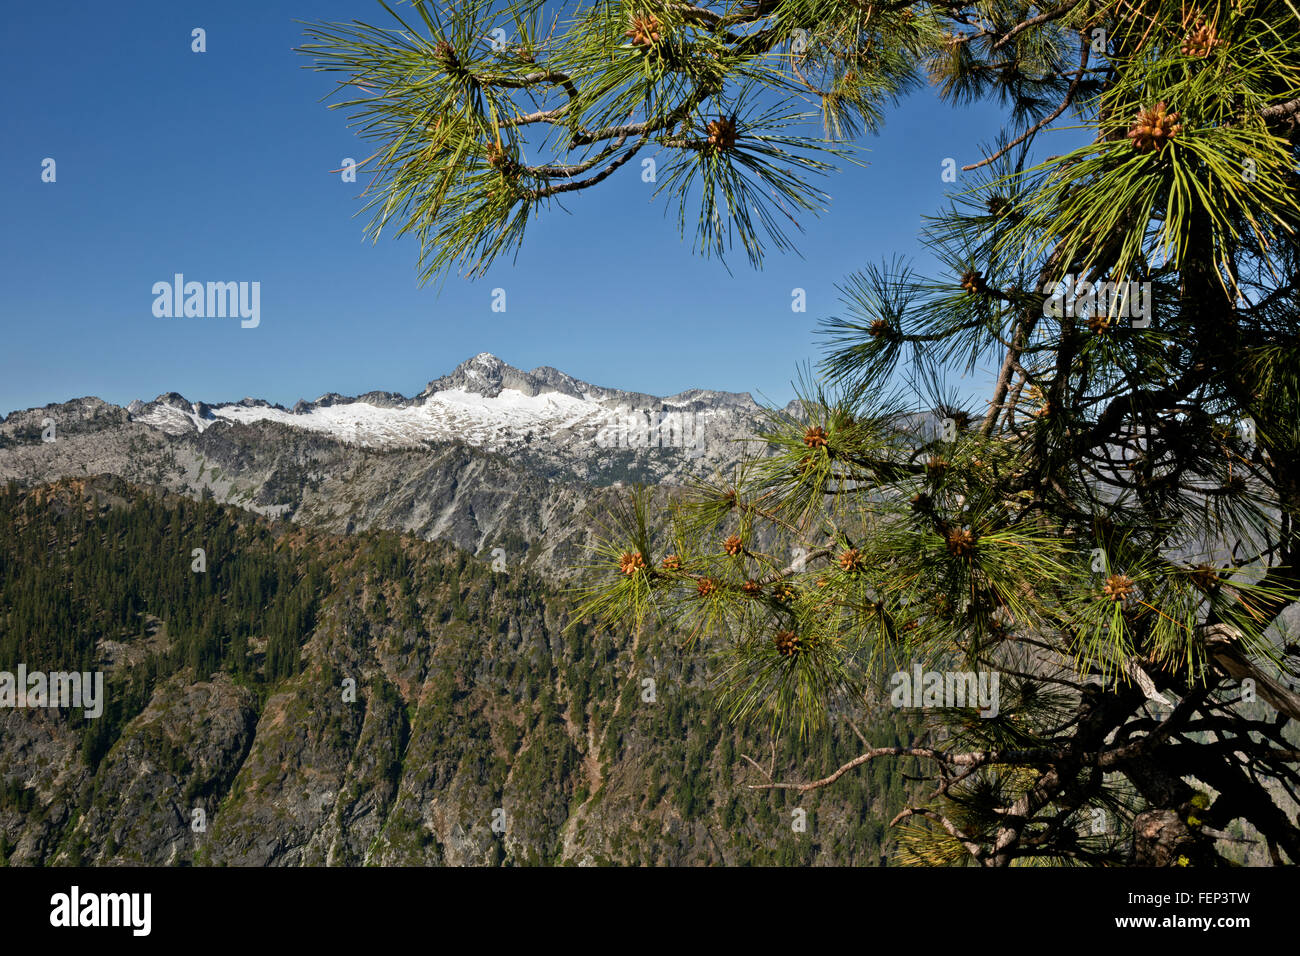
989,0 -> 1084,52
963,35 -> 1090,172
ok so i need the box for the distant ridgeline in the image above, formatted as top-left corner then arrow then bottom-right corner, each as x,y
0,477 -> 922,866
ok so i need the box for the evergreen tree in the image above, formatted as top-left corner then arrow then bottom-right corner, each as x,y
301,0 -> 1300,864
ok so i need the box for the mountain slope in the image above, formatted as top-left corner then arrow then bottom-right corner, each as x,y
0,476 -> 916,866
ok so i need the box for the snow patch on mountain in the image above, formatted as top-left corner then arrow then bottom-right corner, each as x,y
210,385 -> 621,451
64,354 -> 774,485
114,354 -> 760,458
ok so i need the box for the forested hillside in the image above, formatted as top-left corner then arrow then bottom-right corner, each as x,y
0,476 -> 920,865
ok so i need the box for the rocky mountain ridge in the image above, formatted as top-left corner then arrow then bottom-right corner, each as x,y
0,355 -> 785,578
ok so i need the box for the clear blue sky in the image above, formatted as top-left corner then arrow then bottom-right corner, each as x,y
0,1 -> 1063,417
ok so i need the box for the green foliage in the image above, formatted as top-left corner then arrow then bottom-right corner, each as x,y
525,0 -> 1300,865
298,0 -> 867,279
0,477 -> 921,865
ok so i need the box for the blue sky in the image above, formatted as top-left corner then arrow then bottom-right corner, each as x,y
0,1 -> 1064,416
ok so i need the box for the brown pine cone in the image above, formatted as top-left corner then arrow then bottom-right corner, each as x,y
620,552 -> 646,575
485,143 -> 522,179
1128,102 -> 1182,153
1181,19 -> 1223,58
986,194 -> 1011,217
1088,313 -> 1115,335
1102,573 -> 1135,602
625,14 -> 662,47
961,270 -> 988,294
705,116 -> 737,151
945,527 -> 977,558
774,629 -> 801,657
434,40 -> 462,74
1190,564 -> 1220,591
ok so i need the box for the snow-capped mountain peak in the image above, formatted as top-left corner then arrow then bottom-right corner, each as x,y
116,354 -> 769,481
